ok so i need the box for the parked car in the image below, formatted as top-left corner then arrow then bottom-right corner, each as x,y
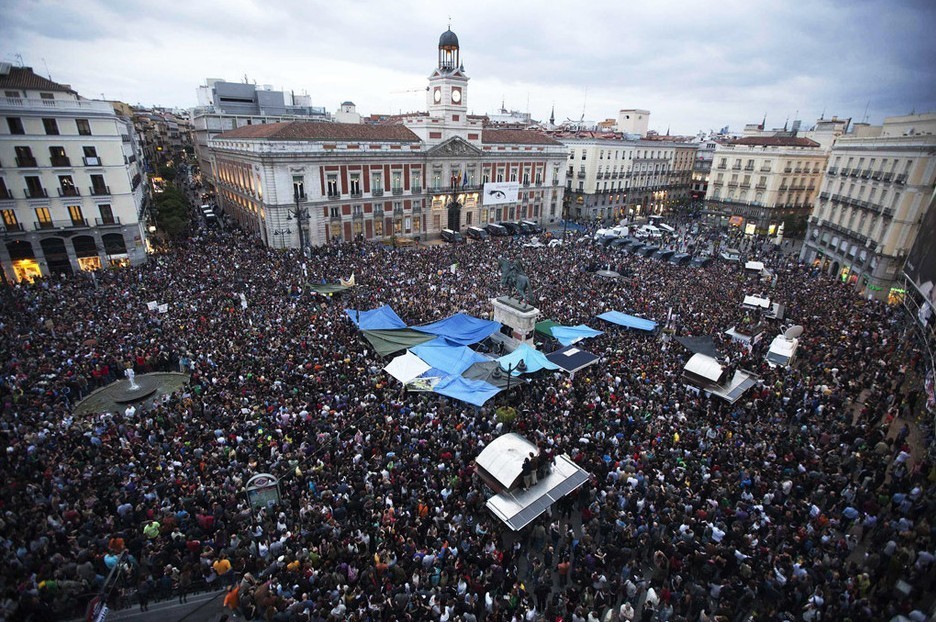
690,255 -> 713,268
441,229 -> 464,243
653,249 -> 676,261
719,248 -> 742,262
466,226 -> 489,241
521,220 -> 543,234
669,252 -> 692,266
639,245 -> 660,257
499,222 -> 521,235
486,223 -> 509,237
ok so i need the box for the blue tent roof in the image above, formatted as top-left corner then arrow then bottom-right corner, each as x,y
597,311 -> 657,332
551,324 -> 604,346
345,305 -> 406,330
413,312 -> 501,345
411,337 -> 489,376
433,375 -> 501,407
496,343 -> 561,375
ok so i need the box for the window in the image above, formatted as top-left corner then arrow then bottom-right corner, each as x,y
412,172 -> 421,189
68,205 -> 84,225
76,119 -> 91,136
326,175 -> 338,197
83,146 -> 100,166
42,118 -> 59,135
349,174 -> 361,196
4,90 -> 22,101
15,146 -> 36,167
25,176 -> 45,198
98,204 -> 115,225
35,207 -> 52,227
59,175 -> 78,196
496,171 -> 503,183
374,219 -> 383,237
49,146 -> 69,167
372,173 -> 383,192
329,206 -> 339,218
391,171 -> 402,191
39,92 -> 55,105
6,117 -> 24,134
292,175 -> 305,199
2,209 -> 18,227
90,174 -> 108,195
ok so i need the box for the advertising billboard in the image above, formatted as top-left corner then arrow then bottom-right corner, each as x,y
903,198 -> 936,314
482,181 -> 520,205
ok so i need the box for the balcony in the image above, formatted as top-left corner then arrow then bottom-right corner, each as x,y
860,170 -> 872,179
522,181 -> 530,187
577,171 -> 586,179
744,164 -> 755,171
727,181 -> 739,187
895,174 -> 907,185
95,217 -> 122,226
0,188 -> 13,200
759,166 -> 771,173
715,163 -> 726,170
327,191 -> 340,198
740,182 -> 750,188
2,97 -> 114,113
83,156 -> 101,166
35,219 -> 89,230
755,183 -> 767,190
827,167 -> 838,175
2,222 -> 24,232
783,167 -> 793,173
350,191 -> 363,198
16,156 -> 38,168
50,155 -> 71,167
88,185 -> 110,196
819,192 -> 830,200
840,168 -> 851,176
883,208 -> 895,218
793,168 -> 803,174
882,172 -> 893,182
392,187 -> 403,195
372,188 -> 383,196
849,169 -> 861,178
411,185 -> 422,193
58,187 -> 81,197
25,187 -> 48,199
731,165 -> 741,171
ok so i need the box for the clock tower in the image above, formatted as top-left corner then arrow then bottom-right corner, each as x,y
425,27 -> 469,140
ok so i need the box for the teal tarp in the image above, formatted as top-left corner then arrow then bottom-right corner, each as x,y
411,338 -> 489,376
597,311 -> 657,331
433,375 -> 501,407
551,324 -> 604,346
496,343 -> 560,375
413,313 -> 501,345
345,305 -> 406,330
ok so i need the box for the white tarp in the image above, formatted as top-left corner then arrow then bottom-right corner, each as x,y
658,223 -> 675,233
482,181 -> 520,205
684,353 -> 724,382
486,454 -> 590,531
742,295 -> 771,309
476,433 -> 538,489
745,261 -> 765,272
383,351 -> 431,384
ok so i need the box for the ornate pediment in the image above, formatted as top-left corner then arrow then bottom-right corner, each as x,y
426,136 -> 483,158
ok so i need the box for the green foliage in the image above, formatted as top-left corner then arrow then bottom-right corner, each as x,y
153,184 -> 191,238
783,214 -> 808,239
495,406 -> 517,424
158,164 -> 177,180
160,214 -> 189,238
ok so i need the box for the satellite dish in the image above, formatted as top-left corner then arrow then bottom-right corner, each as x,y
784,325 -> 804,340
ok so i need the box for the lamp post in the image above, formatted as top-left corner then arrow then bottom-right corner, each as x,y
288,191 -> 310,255
500,358 -> 528,398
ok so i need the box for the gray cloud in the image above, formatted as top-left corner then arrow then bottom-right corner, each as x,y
1,0 -> 933,134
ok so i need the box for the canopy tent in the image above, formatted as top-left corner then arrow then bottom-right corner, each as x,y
597,311 -> 658,332
546,345 -> 600,374
551,324 -> 603,346
309,283 -> 351,295
486,454 -> 591,531
744,260 -> 765,273
345,305 -> 406,330
535,319 -> 562,338
361,328 -> 436,357
383,351 -> 431,384
476,433 -> 538,492
432,375 -> 501,407
413,312 -> 501,346
496,343 -> 561,375
411,338 -> 489,376
462,361 -> 513,389
684,353 -> 725,383
742,295 -> 771,310
675,336 -> 724,360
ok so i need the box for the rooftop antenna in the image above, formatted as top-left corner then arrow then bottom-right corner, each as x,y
41,57 -> 51,80
863,101 -> 870,123
581,87 -> 588,123
819,106 -> 825,120
13,53 -> 24,67
243,73 -> 249,84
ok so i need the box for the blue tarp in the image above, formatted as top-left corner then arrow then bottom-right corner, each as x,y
433,375 -> 501,407
345,305 -> 406,330
597,311 -> 658,332
551,324 -> 604,346
496,343 -> 561,375
411,338 -> 489,376
413,312 -> 501,346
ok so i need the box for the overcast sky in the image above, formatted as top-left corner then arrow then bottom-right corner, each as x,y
3,0 -> 935,135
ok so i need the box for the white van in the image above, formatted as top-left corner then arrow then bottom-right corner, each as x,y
635,225 -> 662,240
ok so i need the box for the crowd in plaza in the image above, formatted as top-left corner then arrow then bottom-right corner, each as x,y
0,207 -> 933,622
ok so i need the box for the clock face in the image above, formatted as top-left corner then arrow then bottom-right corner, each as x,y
451,88 -> 462,103
433,88 -> 442,103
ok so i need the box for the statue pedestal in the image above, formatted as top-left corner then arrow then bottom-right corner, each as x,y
491,296 -> 541,348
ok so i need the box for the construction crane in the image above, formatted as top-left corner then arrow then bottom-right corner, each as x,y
390,87 -> 429,94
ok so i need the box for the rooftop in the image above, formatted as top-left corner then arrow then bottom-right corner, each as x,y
481,129 -> 562,145
727,136 -> 821,148
217,120 -> 420,142
0,66 -> 76,94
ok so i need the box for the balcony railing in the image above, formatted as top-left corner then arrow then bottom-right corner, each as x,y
25,188 -> 48,199
35,219 -> 89,230
716,164 -> 726,170
372,188 -> 383,196
895,174 -> 907,184
731,165 -> 741,171
840,168 -> 851,176
350,191 -> 362,198
744,164 -> 754,171
577,171 -> 586,179
83,156 -> 101,166
755,183 -> 767,189
849,169 -> 861,178
95,217 -> 121,226
759,167 -> 771,173
819,192 -> 830,200
327,191 -> 340,198
883,172 -> 893,182
1,97 -> 114,113
411,185 -> 421,193
58,187 -> 81,197
89,185 -> 110,196
16,156 -> 38,168
50,156 -> 71,167
0,188 -> 13,200
392,187 -> 403,195
827,167 -> 838,175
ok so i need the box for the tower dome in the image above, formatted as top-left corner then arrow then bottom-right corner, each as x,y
439,28 -> 459,48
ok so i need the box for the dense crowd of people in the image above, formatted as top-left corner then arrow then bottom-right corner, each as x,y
0,210 -> 933,622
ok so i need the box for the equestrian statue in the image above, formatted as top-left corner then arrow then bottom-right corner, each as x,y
498,256 -> 532,303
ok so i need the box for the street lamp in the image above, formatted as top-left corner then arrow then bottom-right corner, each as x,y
288,191 -> 310,255
497,358 -> 528,397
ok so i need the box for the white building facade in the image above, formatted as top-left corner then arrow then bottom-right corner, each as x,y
0,64 -> 147,282
208,29 -> 567,248
800,113 -> 936,301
